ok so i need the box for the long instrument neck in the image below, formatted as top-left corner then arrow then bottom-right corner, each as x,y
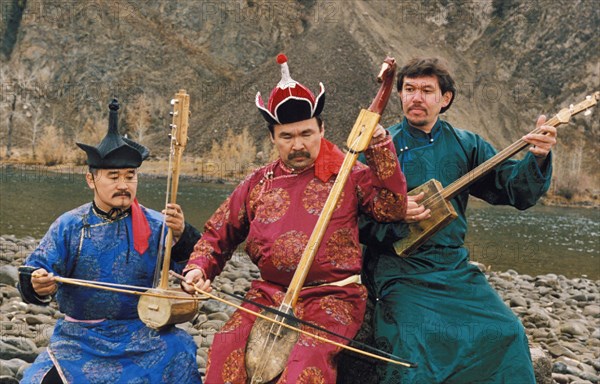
280,58 -> 396,309
441,115 -> 560,201
158,145 -> 183,290
157,90 -> 190,290
282,151 -> 359,307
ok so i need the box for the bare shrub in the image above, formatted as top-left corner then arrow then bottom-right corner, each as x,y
551,143 -> 582,199
37,125 -> 69,166
125,94 -> 153,147
208,127 -> 257,179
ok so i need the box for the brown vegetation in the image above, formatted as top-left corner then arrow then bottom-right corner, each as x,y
0,0 -> 598,205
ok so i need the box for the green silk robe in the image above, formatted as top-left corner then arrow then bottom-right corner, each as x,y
359,118 -> 552,383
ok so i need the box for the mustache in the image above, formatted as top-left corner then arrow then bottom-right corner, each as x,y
112,192 -> 131,198
288,151 -> 311,160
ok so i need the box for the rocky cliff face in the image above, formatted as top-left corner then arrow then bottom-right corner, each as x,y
1,0 -> 598,195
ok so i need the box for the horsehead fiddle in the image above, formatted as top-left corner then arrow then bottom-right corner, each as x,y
137,89 -> 200,329
245,57 -> 398,383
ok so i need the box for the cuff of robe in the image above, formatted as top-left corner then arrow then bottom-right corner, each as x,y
17,266 -> 53,306
172,222 -> 201,263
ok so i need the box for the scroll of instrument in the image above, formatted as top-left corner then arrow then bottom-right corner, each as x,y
393,91 -> 599,257
245,57 -> 397,384
138,89 -> 199,329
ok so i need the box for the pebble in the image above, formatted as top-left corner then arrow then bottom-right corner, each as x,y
1,235 -> 598,383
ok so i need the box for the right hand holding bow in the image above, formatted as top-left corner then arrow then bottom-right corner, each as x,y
31,268 -> 57,296
180,269 -> 212,294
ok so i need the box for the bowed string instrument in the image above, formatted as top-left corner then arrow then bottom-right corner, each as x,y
137,89 -> 200,329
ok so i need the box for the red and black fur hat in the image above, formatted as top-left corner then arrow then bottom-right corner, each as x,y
255,54 -> 325,125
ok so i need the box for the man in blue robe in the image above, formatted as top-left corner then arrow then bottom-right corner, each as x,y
359,57 -> 557,383
18,99 -> 202,384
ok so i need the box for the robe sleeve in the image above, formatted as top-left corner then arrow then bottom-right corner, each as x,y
355,133 -> 407,222
18,217 -> 71,305
183,179 -> 252,281
171,222 -> 201,263
467,134 -> 552,209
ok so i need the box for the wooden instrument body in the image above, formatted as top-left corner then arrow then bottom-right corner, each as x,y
138,288 -> 198,330
393,179 -> 457,257
246,307 -> 299,383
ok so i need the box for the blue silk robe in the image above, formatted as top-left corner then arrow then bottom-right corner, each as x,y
19,203 -> 202,384
360,118 -> 552,383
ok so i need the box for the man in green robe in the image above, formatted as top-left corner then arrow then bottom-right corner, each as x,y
359,57 -> 557,383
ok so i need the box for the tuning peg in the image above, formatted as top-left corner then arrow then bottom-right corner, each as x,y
170,99 -> 179,105
170,124 -> 177,129
584,109 -> 592,116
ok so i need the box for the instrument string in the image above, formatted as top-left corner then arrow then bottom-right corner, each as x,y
416,123 -> 553,210
153,126 -> 177,287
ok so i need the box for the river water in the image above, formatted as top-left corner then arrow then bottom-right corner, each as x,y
1,165 -> 598,279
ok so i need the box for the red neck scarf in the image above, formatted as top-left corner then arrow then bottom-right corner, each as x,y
314,138 -> 345,182
130,198 -> 151,254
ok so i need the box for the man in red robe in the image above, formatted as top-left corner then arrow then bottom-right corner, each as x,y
182,54 -> 407,383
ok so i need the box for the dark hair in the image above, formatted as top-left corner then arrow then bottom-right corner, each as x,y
267,116 -> 324,137
396,57 -> 456,114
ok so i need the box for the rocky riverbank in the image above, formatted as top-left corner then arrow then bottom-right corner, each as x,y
1,235 -> 598,383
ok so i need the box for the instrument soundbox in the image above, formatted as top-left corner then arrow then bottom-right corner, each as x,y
393,92 -> 599,257
138,89 -> 199,329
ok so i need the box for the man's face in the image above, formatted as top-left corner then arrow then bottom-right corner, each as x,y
399,75 -> 452,132
86,168 -> 138,212
271,118 -> 324,171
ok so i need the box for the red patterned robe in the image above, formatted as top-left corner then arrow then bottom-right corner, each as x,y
185,137 -> 406,384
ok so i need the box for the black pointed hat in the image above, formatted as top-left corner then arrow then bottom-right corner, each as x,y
77,99 -> 149,168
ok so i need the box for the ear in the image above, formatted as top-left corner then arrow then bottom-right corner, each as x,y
442,91 -> 453,108
85,172 -> 96,190
397,90 -> 405,105
269,131 -> 275,144
320,121 -> 325,138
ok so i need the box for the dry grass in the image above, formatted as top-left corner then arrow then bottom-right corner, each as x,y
35,125 -> 69,166
206,127 -> 257,180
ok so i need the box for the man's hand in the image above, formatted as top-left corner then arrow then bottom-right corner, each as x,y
31,268 -> 57,297
181,269 -> 212,294
370,124 -> 388,145
163,203 -> 185,242
404,192 -> 431,223
523,115 -> 557,164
